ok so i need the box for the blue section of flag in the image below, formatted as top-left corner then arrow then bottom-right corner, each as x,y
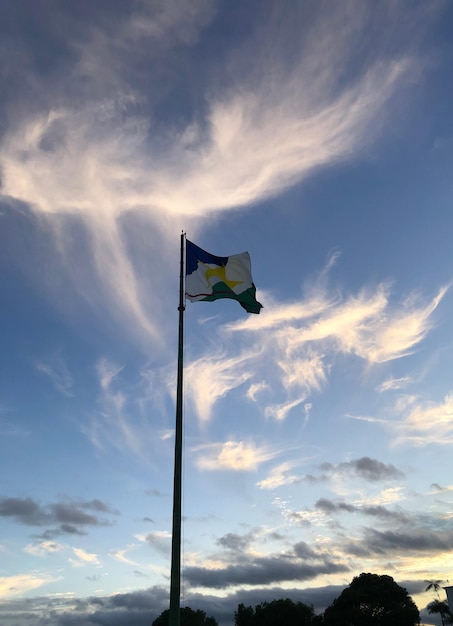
186,240 -> 228,275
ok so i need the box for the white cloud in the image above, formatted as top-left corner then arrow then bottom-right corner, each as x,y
396,393 -> 453,446
195,440 -> 277,471
24,541 -> 64,557
221,283 -> 447,422
345,414 -> 388,425
109,545 -> 140,566
280,286 -> 447,364
228,293 -> 337,333
257,462 -> 302,490
378,377 -> 413,392
96,358 -> 124,391
246,381 -> 269,402
277,353 -> 327,392
0,573 -> 56,598
354,487 -> 406,507
264,397 -> 307,422
231,284 -> 446,366
363,287 -> 448,363
184,350 -> 259,423
69,547 -> 100,567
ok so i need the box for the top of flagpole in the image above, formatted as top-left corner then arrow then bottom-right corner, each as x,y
179,231 -> 186,313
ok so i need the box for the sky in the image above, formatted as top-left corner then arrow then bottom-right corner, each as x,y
1,1 -> 453,625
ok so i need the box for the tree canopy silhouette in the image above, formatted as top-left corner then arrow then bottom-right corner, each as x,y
427,599 -> 453,626
323,572 -> 420,626
152,606 -> 218,626
234,598 -> 315,626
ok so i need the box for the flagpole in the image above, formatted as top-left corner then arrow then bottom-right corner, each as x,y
169,232 -> 185,626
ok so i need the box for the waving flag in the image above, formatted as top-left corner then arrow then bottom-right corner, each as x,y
185,240 -> 262,314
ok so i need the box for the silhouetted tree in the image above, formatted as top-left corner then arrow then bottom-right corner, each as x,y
152,606 -> 218,626
425,580 -> 449,626
425,580 -> 444,600
427,599 -> 453,626
234,598 -> 315,625
323,573 -> 420,626
234,603 -> 254,626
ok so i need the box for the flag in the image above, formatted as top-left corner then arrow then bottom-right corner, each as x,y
185,240 -> 262,314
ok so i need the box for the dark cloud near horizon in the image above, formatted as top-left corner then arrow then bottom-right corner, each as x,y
0,582 -> 340,626
0,578 -> 428,626
299,457 -> 404,485
217,530 -> 258,552
144,531 -> 171,556
315,498 -> 410,523
365,527 -> 453,554
184,550 -> 348,589
344,527 -> 453,558
320,456 -> 404,482
0,496 -> 118,536
210,532 -> 331,587
316,498 -> 356,513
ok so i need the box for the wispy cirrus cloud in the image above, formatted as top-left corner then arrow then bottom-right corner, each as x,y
378,377 -> 413,392
0,2 -> 431,343
209,280 -> 447,423
394,393 -> 453,446
83,357 -> 159,458
96,357 -> 124,392
264,397 -> 308,423
231,284 -> 447,364
184,350 -> 259,423
34,353 -> 74,396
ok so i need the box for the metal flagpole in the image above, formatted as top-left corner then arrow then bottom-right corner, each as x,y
169,232 -> 185,626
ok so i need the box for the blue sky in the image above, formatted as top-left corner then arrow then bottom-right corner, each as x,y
1,2 -> 453,625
